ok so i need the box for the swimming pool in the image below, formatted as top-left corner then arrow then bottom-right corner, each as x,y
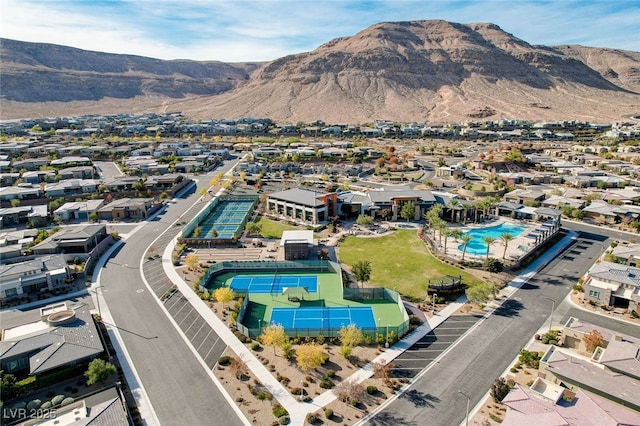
458,222 -> 528,256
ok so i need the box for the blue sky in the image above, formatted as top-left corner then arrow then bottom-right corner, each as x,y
1,0 -> 638,62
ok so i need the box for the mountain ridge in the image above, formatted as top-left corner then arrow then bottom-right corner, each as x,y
2,20 -> 639,122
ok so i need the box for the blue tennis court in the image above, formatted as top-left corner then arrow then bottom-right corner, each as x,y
230,275 -> 318,294
270,306 -> 376,330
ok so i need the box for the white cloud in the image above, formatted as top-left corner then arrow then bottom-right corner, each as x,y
1,0 -> 637,63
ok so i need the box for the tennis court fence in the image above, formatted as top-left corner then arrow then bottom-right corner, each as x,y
199,260 -> 340,292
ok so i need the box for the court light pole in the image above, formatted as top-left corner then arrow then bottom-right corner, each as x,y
432,292 -> 438,315
385,324 -> 389,348
458,390 -> 470,426
300,379 -> 304,401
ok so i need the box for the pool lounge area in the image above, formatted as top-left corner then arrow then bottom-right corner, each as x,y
449,218 -> 561,261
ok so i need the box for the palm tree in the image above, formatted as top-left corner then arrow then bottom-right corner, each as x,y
447,199 -> 460,223
436,219 -> 447,247
473,199 -> 485,222
460,234 -> 473,261
482,236 -> 497,261
500,232 -> 515,259
443,229 -> 454,255
461,201 -> 474,224
483,196 -> 498,219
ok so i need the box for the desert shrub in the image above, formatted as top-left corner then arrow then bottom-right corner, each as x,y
27,399 -> 42,410
251,342 -> 261,351
491,377 -> 510,402
319,379 -> 334,389
40,401 -> 52,410
572,283 -> 583,292
218,356 -> 233,366
255,390 -> 273,401
272,403 -> 288,418
60,397 -> 75,407
51,395 -> 66,406
541,330 -> 560,345
282,342 -> 295,360
323,369 -> 336,379
366,385 -> 378,394
409,316 -> 422,325
518,349 -> 542,369
339,345 -> 352,359
306,413 -> 318,424
325,408 -> 333,418
278,416 -> 290,425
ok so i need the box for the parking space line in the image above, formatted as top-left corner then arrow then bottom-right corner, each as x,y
195,330 -> 214,352
178,308 -> 196,327
184,316 -> 202,334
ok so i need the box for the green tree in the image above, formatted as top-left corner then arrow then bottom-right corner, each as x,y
10,199 -> 20,207
491,377 -> 511,402
400,202 -> 415,222
1,370 -> 17,399
246,221 -> 262,237
351,260 -> 372,288
260,324 -> 289,356
85,359 -> 117,385
500,233 -> 515,259
460,234 -> 473,261
482,236 -> 497,261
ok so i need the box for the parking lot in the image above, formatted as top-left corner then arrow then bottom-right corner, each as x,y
392,314 -> 483,379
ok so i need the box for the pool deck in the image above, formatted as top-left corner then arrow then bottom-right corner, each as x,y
441,219 -> 538,262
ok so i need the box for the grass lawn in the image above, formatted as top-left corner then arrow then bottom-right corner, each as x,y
337,229 -> 483,301
255,217 -> 331,239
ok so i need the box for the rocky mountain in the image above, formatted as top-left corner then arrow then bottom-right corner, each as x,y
2,20 -> 639,122
0,37 -> 259,101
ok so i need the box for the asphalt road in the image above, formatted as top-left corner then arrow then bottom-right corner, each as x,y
100,159 -> 246,426
364,229 -> 612,426
392,315 -> 483,379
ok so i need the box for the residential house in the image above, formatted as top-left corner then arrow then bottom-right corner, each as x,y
538,336 -> 640,412
96,198 -> 158,221
611,243 -> 640,267
0,205 -> 48,227
31,224 -> 108,255
501,382 -> 640,426
0,254 -> 73,298
44,179 -> 98,197
0,303 -> 103,375
583,260 -> 640,312
503,188 -> 546,205
582,201 -> 640,225
53,200 -> 105,222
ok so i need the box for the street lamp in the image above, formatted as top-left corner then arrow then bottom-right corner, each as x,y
458,390 -> 470,426
300,379 -> 304,401
432,292 -> 438,315
258,319 -> 262,334
542,296 -> 556,332
90,286 -> 103,318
